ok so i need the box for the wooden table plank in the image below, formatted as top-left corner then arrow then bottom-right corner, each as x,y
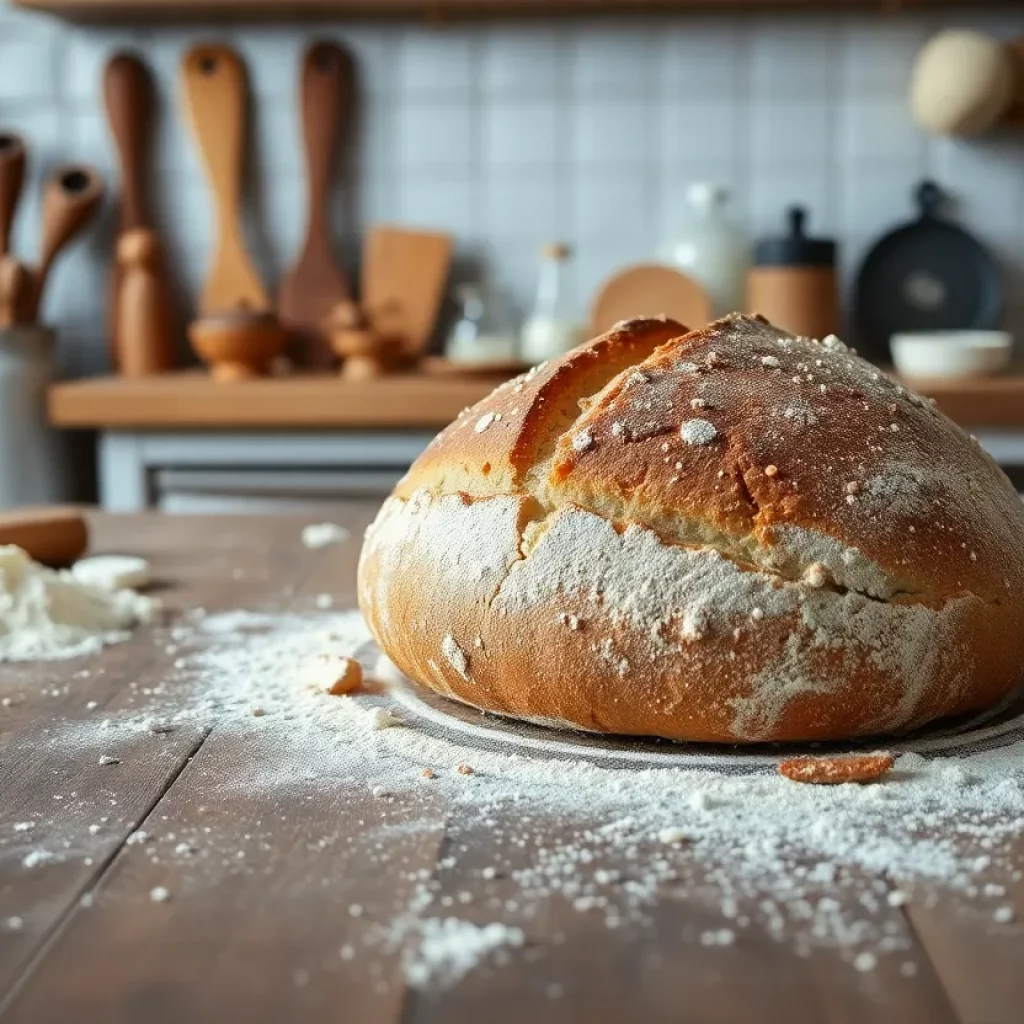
0,515 -> 326,1010
403,818 -> 961,1024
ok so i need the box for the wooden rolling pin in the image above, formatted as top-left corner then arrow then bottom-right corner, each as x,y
0,506 -> 89,567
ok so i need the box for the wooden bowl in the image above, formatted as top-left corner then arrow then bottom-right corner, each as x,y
188,311 -> 288,381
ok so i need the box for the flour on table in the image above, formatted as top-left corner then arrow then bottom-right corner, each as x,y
301,523 -> 351,549
8,603 -> 1024,992
0,545 -> 156,662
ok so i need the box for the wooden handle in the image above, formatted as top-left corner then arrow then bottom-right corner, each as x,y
29,164 -> 104,319
300,41 -> 353,259
115,228 -> 176,376
180,43 -> 268,314
103,52 -> 154,233
0,506 -> 89,568
0,133 -> 26,258
0,255 -> 30,327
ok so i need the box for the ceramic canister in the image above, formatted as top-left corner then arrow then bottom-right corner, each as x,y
0,326 -> 68,508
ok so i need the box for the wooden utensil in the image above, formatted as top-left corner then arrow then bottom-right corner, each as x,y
0,505 -> 88,567
188,311 -> 287,381
104,52 -> 176,374
0,132 -> 26,257
361,226 -> 453,359
26,164 -> 105,321
180,43 -> 269,315
115,230 -> 176,376
590,264 -> 711,336
278,41 -> 354,370
0,255 -> 30,328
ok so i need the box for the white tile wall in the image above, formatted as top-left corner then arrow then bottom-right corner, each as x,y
0,8 -> 1022,374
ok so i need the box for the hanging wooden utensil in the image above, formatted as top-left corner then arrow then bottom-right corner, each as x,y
180,43 -> 269,315
104,51 -> 176,374
362,226 -> 453,360
0,132 -> 26,258
278,40 -> 354,370
26,164 -> 105,321
181,44 -> 285,380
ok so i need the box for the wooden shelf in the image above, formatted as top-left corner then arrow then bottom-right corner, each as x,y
11,0 -> 1013,24
49,368 -> 1024,431
48,370 -> 506,429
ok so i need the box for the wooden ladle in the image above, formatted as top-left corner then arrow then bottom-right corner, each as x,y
180,43 -> 285,379
0,132 -> 26,257
26,164 -> 104,321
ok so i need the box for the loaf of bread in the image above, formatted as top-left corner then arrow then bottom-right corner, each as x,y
359,314 -> 1024,743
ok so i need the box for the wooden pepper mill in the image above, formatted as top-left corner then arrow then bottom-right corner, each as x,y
115,229 -> 175,376
105,52 -> 176,376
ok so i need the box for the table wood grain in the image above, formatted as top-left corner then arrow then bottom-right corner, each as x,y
0,512 -> 1021,1023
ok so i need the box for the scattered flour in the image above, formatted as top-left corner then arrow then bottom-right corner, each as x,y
301,523 -> 351,549
7,605 -> 1024,990
0,545 -> 156,662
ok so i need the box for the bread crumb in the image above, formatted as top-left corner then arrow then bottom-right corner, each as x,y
845,481 -> 860,495
251,706 -> 265,717
764,464 -> 778,477
456,763 -> 474,775
422,768 -> 436,779
302,652 -> 363,695
779,753 -> 894,786
803,562 -> 828,588
98,755 -> 121,766
761,355 -> 780,368
658,826 -> 689,844
370,708 -> 403,731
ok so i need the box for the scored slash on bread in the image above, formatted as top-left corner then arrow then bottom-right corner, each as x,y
778,752 -> 895,785
359,314 -> 1024,744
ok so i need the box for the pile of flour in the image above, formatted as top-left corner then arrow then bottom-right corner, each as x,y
0,545 -> 155,662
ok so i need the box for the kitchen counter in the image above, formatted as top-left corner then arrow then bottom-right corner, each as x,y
1,511 -> 1022,1023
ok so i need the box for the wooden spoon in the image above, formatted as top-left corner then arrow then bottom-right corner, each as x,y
180,43 -> 269,315
278,40 -> 354,369
0,255 -> 30,327
0,132 -> 26,258
27,164 -> 105,321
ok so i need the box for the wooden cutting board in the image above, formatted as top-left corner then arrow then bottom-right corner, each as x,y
590,263 -> 711,336
0,506 -> 88,567
362,226 -> 453,357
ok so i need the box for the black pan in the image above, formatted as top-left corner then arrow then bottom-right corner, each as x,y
854,180 -> 1003,361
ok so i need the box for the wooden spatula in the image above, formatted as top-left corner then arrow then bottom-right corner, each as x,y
278,41 -> 354,369
180,43 -> 269,315
362,226 -> 453,359
0,506 -> 89,567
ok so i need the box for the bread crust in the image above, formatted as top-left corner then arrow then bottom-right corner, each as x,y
359,315 -> 1024,743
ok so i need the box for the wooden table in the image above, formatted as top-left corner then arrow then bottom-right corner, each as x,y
2,512 -> 1023,1023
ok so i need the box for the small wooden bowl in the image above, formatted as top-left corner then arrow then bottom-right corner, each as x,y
188,311 -> 288,381
329,326 -> 405,380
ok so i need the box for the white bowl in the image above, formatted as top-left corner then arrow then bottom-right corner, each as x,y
890,330 -> 1012,379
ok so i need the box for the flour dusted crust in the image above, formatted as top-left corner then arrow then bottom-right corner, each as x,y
358,314 -> 1024,743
